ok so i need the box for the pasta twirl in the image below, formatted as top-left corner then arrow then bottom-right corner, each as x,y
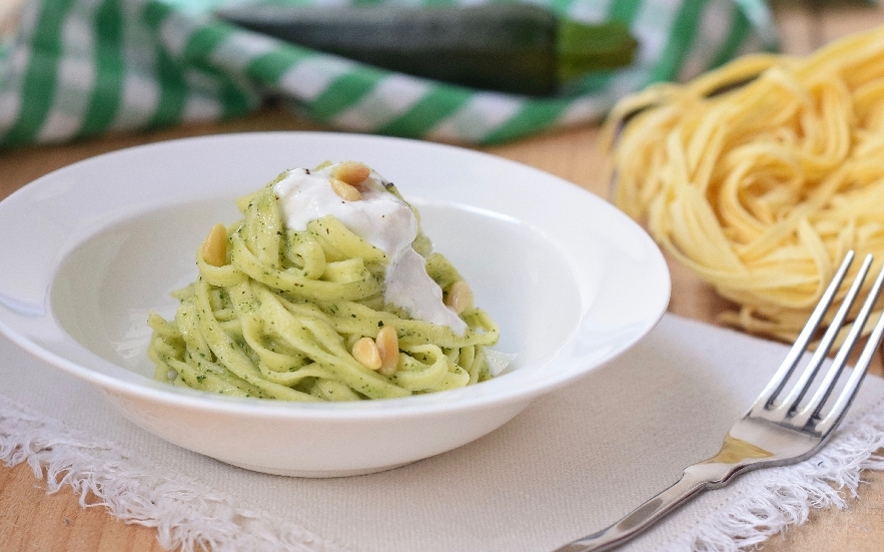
147,163 -> 499,401
604,25 -> 884,342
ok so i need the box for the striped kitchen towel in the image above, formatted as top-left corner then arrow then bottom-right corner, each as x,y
0,0 -> 778,148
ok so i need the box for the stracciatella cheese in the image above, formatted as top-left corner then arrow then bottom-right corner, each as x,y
273,164 -> 467,334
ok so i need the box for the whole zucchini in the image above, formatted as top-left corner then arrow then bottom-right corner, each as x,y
215,3 -> 638,96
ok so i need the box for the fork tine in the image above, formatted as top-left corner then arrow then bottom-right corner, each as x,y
749,251 -> 855,414
773,254 -> 874,417
811,261 -> 884,435
791,254 -> 877,424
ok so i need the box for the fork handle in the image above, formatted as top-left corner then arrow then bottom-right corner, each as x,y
553,463 -> 730,551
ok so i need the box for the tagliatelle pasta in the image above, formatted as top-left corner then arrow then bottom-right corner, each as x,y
147,163 -> 500,401
604,25 -> 884,341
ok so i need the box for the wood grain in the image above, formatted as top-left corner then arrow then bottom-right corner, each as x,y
0,463 -> 165,552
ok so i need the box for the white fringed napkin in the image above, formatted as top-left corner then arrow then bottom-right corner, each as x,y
3,313 -> 884,552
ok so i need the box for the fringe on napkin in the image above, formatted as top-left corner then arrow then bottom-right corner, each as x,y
0,396 -> 346,552
665,397 -> 884,552
2,393 -> 884,552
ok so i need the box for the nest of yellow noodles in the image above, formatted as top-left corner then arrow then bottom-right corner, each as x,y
604,25 -> 884,342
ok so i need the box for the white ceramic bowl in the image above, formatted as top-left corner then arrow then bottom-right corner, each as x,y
0,132 -> 669,477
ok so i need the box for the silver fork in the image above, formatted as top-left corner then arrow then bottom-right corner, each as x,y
556,251 -> 884,552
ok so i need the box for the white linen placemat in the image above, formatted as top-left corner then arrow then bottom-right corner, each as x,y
3,313 -> 884,552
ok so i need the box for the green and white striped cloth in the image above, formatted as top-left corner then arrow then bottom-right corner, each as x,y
0,0 -> 778,148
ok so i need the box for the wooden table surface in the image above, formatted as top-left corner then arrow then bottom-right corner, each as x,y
3,2 -> 884,551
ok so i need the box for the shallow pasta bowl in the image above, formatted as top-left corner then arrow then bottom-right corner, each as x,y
0,132 -> 669,477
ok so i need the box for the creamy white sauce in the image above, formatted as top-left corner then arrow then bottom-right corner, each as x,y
273,164 -> 467,334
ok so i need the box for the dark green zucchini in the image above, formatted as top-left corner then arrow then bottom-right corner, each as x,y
215,3 -> 638,96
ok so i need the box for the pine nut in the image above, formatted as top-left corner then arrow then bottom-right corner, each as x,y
376,325 -> 399,376
352,337 -> 382,370
333,162 -> 371,185
445,281 -> 473,314
202,223 -> 228,266
330,177 -> 362,201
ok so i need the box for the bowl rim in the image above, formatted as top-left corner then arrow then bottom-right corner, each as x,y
0,131 -> 671,420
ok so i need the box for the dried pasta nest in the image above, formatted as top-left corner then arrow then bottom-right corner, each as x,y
604,25 -> 884,342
